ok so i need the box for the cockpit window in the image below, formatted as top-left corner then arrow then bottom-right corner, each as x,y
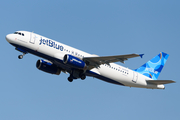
14,32 -> 25,36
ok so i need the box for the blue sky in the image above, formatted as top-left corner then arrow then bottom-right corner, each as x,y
1,0 -> 180,120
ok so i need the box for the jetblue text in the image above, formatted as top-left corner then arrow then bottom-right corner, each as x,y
39,38 -> 64,51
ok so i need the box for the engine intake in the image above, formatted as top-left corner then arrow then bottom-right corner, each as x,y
63,54 -> 87,70
36,59 -> 61,75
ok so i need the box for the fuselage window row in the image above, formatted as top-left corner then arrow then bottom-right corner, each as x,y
64,48 -> 84,58
104,64 -> 128,74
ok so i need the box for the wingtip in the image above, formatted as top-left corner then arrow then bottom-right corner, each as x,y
172,80 -> 176,83
139,54 -> 144,58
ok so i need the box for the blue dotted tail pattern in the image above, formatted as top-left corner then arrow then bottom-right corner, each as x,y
134,52 -> 169,80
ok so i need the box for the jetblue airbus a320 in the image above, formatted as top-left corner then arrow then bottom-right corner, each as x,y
6,31 -> 175,89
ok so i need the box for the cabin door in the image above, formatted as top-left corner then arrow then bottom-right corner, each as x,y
132,72 -> 138,83
30,32 -> 36,44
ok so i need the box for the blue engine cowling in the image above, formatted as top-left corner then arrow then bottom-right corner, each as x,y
36,59 -> 61,75
63,54 -> 87,69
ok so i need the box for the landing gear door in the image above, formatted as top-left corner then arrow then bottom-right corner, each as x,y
132,72 -> 138,83
30,32 -> 36,44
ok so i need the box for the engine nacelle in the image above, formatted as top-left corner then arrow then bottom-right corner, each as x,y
63,54 -> 87,69
36,59 -> 61,75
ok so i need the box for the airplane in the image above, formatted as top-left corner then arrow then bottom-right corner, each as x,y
5,31 -> 175,89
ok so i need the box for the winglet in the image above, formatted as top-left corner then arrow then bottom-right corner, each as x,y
139,54 -> 144,58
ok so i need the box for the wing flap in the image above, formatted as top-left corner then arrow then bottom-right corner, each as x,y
146,80 -> 175,85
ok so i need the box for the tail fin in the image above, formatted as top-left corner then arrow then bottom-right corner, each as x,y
134,52 -> 169,80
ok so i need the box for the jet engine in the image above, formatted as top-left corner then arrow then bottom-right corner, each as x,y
36,59 -> 61,75
63,54 -> 87,70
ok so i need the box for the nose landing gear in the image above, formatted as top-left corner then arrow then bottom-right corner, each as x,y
18,55 -> 23,59
18,53 -> 26,59
15,47 -> 27,59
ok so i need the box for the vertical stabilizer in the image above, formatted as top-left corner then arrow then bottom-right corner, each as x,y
134,52 -> 169,80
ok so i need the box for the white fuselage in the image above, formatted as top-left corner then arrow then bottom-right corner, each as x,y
6,31 -> 165,89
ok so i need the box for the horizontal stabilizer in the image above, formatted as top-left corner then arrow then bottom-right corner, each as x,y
146,80 -> 175,85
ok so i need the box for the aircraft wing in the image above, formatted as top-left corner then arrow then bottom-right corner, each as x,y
83,53 -> 143,69
146,80 -> 175,85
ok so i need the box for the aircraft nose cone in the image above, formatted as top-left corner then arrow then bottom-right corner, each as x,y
6,34 -> 12,43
